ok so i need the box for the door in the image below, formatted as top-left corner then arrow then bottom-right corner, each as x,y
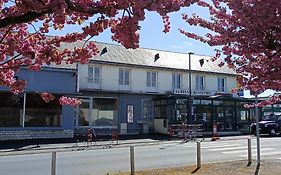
225,108 -> 235,130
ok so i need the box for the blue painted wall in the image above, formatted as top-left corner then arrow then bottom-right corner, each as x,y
0,67 -> 77,130
119,94 -> 153,134
18,68 -> 76,93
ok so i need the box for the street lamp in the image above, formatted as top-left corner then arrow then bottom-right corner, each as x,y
188,52 -> 194,124
255,94 -> 261,165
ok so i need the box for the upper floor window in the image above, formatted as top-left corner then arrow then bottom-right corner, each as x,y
119,69 -> 130,86
172,73 -> 182,89
88,66 -> 101,84
217,77 -> 226,92
147,71 -> 157,87
196,76 -> 205,90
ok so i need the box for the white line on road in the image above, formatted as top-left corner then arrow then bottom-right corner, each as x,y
208,146 -> 257,151
224,148 -> 274,154
240,150 -> 281,157
201,144 -> 242,149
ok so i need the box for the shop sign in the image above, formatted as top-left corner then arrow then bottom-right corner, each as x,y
172,89 -> 211,96
127,105 -> 134,123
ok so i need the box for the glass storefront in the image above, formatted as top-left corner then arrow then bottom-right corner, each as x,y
154,95 -> 253,133
0,92 -> 62,127
78,98 -> 118,127
25,94 -> 61,127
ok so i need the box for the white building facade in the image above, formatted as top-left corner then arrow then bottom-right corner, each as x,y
74,42 -> 252,135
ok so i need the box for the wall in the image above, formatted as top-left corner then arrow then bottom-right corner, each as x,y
119,94 -> 154,134
79,63 -> 237,95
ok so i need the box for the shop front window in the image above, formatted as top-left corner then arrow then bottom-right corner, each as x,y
24,94 -> 61,127
0,92 -> 23,127
92,99 -> 118,126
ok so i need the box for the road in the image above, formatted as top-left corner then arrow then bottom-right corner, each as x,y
1,137 -> 281,175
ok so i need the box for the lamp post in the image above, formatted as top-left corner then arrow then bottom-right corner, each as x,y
188,52 -> 194,124
255,94 -> 261,165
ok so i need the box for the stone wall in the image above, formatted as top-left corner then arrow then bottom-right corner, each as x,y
0,129 -> 74,141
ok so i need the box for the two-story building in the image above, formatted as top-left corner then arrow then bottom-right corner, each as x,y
69,41 -> 252,135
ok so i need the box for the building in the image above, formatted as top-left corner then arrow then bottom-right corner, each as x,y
0,66 -> 77,141
0,41 -> 254,141
72,42 -> 253,135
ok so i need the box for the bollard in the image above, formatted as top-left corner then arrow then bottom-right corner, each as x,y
248,138 -> 252,165
130,146 -> 135,175
51,152 -> 56,175
197,141 -> 201,169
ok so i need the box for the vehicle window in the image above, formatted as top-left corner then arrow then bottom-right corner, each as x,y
277,116 -> 281,121
264,115 -> 276,121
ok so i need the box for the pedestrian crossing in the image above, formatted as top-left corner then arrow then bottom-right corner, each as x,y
161,140 -> 281,160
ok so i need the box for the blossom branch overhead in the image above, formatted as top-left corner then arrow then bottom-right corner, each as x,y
0,0 -> 198,105
180,0 -> 281,106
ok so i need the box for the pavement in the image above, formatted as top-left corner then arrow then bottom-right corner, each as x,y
0,134 -> 254,156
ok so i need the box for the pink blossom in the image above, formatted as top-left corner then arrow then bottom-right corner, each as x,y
41,92 -> 55,103
59,96 -> 81,106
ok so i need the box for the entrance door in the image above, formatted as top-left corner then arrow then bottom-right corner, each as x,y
225,108 -> 234,130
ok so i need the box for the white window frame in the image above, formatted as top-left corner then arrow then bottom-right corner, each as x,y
87,66 -> 101,89
147,71 -> 158,92
196,75 -> 205,90
172,73 -> 182,89
217,77 -> 226,92
119,68 -> 130,90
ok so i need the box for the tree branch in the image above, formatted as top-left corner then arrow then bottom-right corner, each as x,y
0,24 -> 14,43
0,10 -> 51,28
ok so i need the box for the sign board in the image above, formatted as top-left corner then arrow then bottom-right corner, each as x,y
173,89 -> 211,96
127,105 -> 134,123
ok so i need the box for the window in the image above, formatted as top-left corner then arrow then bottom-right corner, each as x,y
24,94 -> 61,127
147,71 -> 157,87
92,99 -> 118,126
119,69 -> 130,86
0,92 -> 23,127
142,99 -> 154,120
172,73 -> 182,89
217,77 -> 226,92
196,76 -> 205,90
88,66 -> 101,84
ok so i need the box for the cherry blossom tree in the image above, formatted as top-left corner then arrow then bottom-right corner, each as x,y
179,0 -> 281,107
0,0 -> 198,105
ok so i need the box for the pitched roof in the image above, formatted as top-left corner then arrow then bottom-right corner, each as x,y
59,41 -> 237,75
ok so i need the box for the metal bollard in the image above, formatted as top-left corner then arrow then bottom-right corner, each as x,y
130,146 -> 135,175
51,152 -> 56,175
197,141 -> 201,169
248,138 -> 252,165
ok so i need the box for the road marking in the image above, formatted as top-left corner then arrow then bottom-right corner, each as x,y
201,144 -> 242,149
209,146 -> 257,151
240,150 -> 281,157
223,148 -> 274,154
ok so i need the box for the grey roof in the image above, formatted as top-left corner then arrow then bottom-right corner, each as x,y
59,41 -> 237,75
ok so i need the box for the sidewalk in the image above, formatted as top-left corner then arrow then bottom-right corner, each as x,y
0,134 -> 253,156
112,160 -> 281,175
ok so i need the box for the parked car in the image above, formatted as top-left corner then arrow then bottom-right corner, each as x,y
251,114 -> 281,136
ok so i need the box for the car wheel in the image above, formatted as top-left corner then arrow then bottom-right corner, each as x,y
269,128 -> 277,136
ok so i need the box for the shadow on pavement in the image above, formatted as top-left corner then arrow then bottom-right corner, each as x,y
254,163 -> 260,175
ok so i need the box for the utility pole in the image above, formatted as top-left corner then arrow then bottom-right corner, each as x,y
188,52 -> 194,124
255,94 -> 261,165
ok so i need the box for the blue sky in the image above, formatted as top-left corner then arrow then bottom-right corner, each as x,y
96,6 -> 215,56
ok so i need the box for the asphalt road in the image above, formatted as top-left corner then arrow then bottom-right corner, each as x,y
1,137 -> 281,175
